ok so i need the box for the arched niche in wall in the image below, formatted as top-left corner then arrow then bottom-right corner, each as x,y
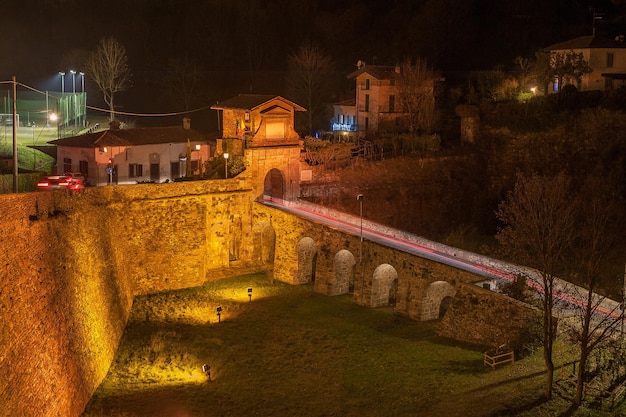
252,221 -> 276,265
371,263 -> 398,307
421,281 -> 457,321
334,249 -> 356,295
296,237 -> 317,284
263,168 -> 285,200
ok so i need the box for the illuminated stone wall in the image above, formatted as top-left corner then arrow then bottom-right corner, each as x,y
0,191 -> 134,417
437,283 -> 542,352
0,177 -> 261,417
0,174 -> 528,417
252,202 -> 484,320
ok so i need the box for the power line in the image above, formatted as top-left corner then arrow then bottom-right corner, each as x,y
0,79 -> 213,118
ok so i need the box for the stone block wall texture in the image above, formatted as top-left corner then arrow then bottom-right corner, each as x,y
1,176 -> 530,417
253,203 -> 484,321
0,177 -> 261,417
437,283 -> 542,351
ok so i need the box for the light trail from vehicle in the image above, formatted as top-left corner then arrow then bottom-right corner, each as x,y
259,197 -> 624,322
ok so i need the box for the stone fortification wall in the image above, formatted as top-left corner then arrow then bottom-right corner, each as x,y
437,283 -> 542,352
253,203 -> 483,321
0,191 -> 135,417
0,177 -> 259,417
90,177 -> 256,295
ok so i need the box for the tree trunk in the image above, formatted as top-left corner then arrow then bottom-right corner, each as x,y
544,306 -> 554,400
109,94 -> 115,122
574,350 -> 588,406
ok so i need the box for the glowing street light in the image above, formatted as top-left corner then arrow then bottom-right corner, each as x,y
70,70 -> 76,93
58,72 -> 65,93
223,153 -> 229,179
79,72 -> 85,92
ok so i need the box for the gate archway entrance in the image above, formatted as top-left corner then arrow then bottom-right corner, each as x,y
263,168 -> 285,200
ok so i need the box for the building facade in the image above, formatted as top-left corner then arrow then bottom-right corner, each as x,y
49,118 -> 212,186
545,35 -> 626,92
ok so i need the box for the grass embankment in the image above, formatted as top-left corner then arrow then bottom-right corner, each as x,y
82,274 -> 623,417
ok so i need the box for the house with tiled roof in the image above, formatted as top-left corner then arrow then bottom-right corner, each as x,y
329,98 -> 357,140
211,94 -> 305,153
347,64 -> 402,138
545,35 -> 626,92
48,118 -> 214,186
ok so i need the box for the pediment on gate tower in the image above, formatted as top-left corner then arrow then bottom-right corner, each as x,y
249,103 -> 301,148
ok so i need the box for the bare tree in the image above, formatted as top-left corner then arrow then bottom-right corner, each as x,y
84,37 -> 132,121
286,41 -> 334,135
496,172 -> 576,400
568,178 -> 625,406
395,57 -> 441,135
163,56 -> 201,111
550,50 -> 592,92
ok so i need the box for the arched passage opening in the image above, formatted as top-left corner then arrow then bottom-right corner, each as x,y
333,249 -> 356,295
296,237 -> 317,284
371,264 -> 398,307
252,221 -> 276,266
263,168 -> 285,200
421,281 -> 457,321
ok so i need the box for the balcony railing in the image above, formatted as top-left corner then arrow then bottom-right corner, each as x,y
331,123 -> 357,132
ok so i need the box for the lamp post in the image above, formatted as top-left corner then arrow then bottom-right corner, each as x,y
79,72 -> 85,92
70,70 -> 76,93
223,152 -> 229,179
195,144 -> 201,175
357,194 -> 364,263
58,72 -> 65,93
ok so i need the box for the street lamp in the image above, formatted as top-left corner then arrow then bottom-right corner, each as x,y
357,194 -> 364,263
223,153 -> 229,179
58,72 -> 65,93
70,70 -> 76,93
79,72 -> 85,92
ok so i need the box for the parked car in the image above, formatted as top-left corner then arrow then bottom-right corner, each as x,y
36,173 -> 85,191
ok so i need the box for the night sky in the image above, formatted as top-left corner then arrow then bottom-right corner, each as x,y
2,0 -> 626,126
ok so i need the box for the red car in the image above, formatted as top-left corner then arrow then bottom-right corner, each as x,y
36,173 -> 85,191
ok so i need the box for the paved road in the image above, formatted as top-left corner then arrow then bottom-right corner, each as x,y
259,197 -> 624,323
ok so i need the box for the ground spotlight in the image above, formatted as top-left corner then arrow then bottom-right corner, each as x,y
202,363 -> 211,381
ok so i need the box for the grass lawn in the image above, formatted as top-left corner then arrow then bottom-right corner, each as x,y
81,274 -> 624,417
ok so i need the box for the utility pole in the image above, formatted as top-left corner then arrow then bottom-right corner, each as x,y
12,76 -> 17,193
622,263 -> 625,341
357,194 -> 364,263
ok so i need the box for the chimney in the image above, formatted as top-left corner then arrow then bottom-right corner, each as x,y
183,117 -> 191,130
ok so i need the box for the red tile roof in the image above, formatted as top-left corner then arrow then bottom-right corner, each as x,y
211,94 -> 305,112
347,65 -> 399,80
545,35 -> 626,50
48,126 -> 212,147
